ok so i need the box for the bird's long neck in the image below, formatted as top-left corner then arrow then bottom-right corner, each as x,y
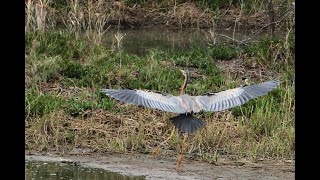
179,75 -> 188,95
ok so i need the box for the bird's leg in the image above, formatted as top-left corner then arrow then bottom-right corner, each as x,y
176,133 -> 188,171
152,126 -> 175,156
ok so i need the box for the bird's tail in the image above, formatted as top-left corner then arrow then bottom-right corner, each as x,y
170,114 -> 206,134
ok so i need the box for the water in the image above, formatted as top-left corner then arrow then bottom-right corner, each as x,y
25,160 -> 145,180
103,28 -> 205,56
103,28 -> 263,56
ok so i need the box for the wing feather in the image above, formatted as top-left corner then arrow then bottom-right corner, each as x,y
195,80 -> 280,112
101,80 -> 279,113
100,89 -> 186,113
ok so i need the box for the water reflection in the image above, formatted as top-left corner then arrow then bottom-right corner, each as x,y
103,28 -> 209,56
103,28 -> 269,56
25,160 -> 145,180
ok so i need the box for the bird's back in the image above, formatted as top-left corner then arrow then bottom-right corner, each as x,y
178,94 -> 202,113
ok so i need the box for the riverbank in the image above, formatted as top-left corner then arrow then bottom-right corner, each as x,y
26,152 -> 294,180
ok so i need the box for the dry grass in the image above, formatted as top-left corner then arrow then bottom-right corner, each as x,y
26,99 -> 294,161
24,101 -> 225,152
25,0 -> 294,33
26,73 -> 294,160
216,56 -> 279,82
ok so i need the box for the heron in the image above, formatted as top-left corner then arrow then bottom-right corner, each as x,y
101,69 -> 279,170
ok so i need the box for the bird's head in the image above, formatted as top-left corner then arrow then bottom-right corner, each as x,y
179,68 -> 190,83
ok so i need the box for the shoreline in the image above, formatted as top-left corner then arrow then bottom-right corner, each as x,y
26,153 -> 294,180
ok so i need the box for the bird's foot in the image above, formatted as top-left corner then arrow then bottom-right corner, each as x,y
176,153 -> 184,171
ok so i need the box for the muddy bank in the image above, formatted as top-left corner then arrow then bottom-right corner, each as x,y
25,153 -> 294,180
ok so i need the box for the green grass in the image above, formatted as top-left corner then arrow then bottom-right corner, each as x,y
26,31 -> 89,60
25,91 -> 66,117
25,29 -> 294,161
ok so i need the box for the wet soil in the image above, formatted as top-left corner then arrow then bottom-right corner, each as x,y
26,152 -> 294,180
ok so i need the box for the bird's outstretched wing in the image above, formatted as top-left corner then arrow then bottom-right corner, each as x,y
100,89 -> 186,113
195,80 -> 280,112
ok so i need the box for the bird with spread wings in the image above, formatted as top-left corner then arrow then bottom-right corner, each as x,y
101,68 -> 279,170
